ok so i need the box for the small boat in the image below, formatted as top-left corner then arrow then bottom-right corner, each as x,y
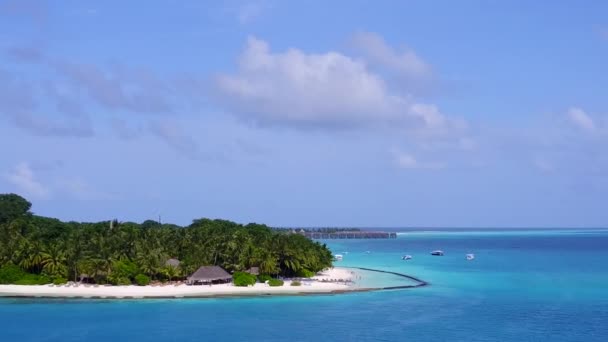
431,250 -> 444,256
334,254 -> 343,261
466,253 -> 475,260
365,251 -> 371,254
402,255 -> 412,260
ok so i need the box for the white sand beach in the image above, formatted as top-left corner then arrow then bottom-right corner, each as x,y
312,267 -> 356,282
0,267 -> 357,299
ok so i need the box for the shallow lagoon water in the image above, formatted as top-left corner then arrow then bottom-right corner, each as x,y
1,229 -> 607,341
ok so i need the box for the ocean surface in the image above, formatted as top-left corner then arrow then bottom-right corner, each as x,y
1,229 -> 608,341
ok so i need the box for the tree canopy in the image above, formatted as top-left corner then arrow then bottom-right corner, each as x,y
0,194 -> 333,285
0,193 -> 31,224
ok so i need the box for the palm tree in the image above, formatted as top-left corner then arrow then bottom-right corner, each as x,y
161,265 -> 180,282
64,231 -> 85,282
17,239 -> 44,273
41,243 -> 67,277
258,249 -> 279,276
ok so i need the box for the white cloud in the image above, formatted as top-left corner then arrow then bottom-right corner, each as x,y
149,120 -> 201,159
409,104 -> 446,129
391,149 -> 445,170
568,107 -> 595,132
215,36 -> 451,131
351,31 -> 431,77
5,162 -> 51,199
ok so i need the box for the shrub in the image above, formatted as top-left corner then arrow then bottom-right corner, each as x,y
296,269 -> 315,278
111,260 -> 139,279
290,281 -> 301,286
233,272 -> 257,287
134,274 -> 150,286
114,277 -> 132,286
268,279 -> 284,287
14,274 -> 51,285
257,274 -> 272,283
52,277 -> 67,285
0,265 -> 26,284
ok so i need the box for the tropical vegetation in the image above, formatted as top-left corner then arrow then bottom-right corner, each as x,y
268,279 -> 284,287
0,194 -> 333,285
232,272 -> 257,287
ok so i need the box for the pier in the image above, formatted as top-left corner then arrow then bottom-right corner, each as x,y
302,231 -> 397,239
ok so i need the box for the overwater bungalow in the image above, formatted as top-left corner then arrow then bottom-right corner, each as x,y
186,266 -> 232,285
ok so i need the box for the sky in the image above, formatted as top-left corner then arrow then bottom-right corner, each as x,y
1,0 -> 607,228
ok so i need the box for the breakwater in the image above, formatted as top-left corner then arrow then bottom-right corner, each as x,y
350,267 -> 429,289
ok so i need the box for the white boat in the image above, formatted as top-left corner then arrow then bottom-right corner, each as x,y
402,255 -> 412,260
466,253 -> 475,260
334,254 -> 343,261
431,250 -> 444,256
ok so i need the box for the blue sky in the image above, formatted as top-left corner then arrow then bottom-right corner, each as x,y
1,0 -> 607,227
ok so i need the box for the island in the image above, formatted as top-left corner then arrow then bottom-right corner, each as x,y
0,194 -> 364,298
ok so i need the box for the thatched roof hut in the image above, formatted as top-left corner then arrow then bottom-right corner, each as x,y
187,266 -> 232,285
246,267 -> 260,276
165,258 -> 181,267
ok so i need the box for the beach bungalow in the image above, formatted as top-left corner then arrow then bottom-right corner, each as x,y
165,258 -> 181,268
246,267 -> 260,276
186,266 -> 232,285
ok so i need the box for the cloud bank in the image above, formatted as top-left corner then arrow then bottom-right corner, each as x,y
215,36 -> 454,132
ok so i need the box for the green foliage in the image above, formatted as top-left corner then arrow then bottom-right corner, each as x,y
134,274 -> 150,286
115,277 -> 132,286
296,269 -> 315,278
290,281 -> 301,286
233,271 -> 257,287
0,265 -> 52,285
52,277 -> 67,285
0,265 -> 26,284
14,274 -> 51,285
0,193 -> 31,224
0,193 -> 334,285
160,265 -> 180,281
111,260 -> 139,280
257,274 -> 273,283
268,279 -> 284,287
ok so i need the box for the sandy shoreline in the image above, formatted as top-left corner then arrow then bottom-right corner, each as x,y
0,268 -> 358,299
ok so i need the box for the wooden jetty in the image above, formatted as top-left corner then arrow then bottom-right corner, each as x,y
302,231 -> 397,239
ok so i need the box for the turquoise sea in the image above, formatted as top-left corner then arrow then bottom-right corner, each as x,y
1,229 -> 607,341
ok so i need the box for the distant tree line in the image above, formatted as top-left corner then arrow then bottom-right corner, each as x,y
0,194 -> 333,285
276,228 -> 362,233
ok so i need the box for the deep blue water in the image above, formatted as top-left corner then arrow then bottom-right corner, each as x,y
1,229 -> 607,341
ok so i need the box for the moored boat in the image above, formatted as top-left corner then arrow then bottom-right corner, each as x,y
431,250 -> 444,256
402,255 -> 412,260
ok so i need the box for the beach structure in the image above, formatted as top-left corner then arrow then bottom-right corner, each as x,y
165,258 -> 181,267
303,231 -> 397,239
187,266 -> 232,285
246,267 -> 260,276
